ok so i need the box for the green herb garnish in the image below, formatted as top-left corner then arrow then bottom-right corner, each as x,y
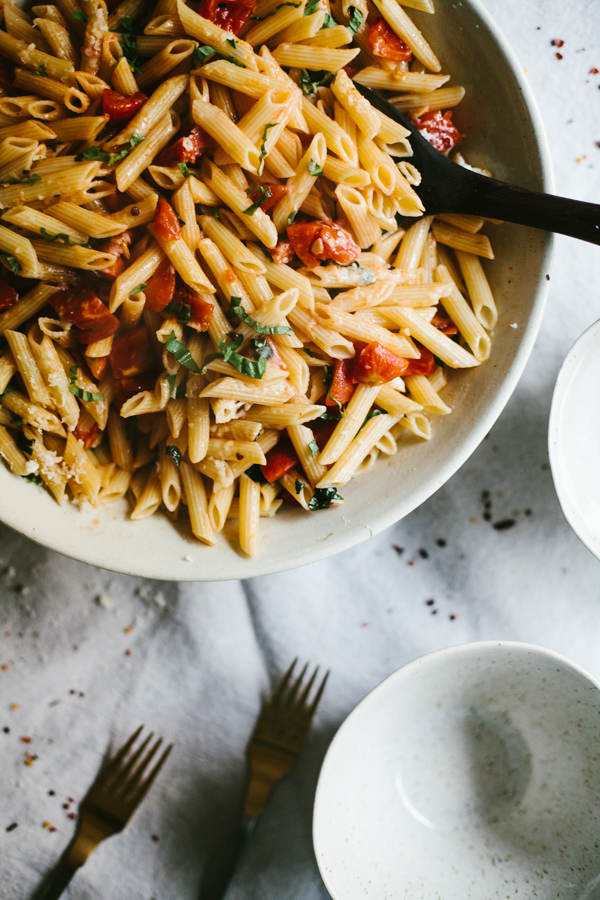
304,0 -> 319,15
299,68 -> 333,95
322,12 -> 335,27
192,44 -> 246,68
362,408 -> 384,428
308,438 -> 318,457
163,299 -> 191,324
257,122 -> 276,172
130,283 -> 147,295
231,303 -> 292,335
287,210 -> 298,225
73,9 -> 88,22
218,333 -> 268,380
347,6 -> 362,34
68,367 -> 105,402
116,18 -> 142,72
226,37 -> 236,48
243,184 -> 272,216
34,63 -> 48,77
13,173 -> 41,185
308,486 -> 343,509
16,432 -> 34,455
178,162 -> 191,178
10,417 -> 25,426
295,478 -> 306,493
246,463 -> 267,483
75,133 -> 144,166
22,472 -> 42,483
308,159 -> 323,176
40,228 -> 72,244
165,445 -> 182,467
165,332 -> 201,373
5,256 -> 20,274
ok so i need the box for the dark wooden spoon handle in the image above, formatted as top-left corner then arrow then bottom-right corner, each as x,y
451,173 -> 600,245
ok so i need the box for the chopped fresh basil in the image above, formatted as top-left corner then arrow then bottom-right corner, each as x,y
347,6 -> 362,34
299,68 -> 332,95
200,350 -> 222,374
308,486 -> 343,510
232,303 -> 292,335
218,333 -> 267,379
40,227 -> 72,244
16,432 -> 34,455
75,133 -> 144,166
129,283 -> 147,295
243,184 -> 272,216
327,389 -> 344,415
287,210 -> 298,225
175,212 -> 186,227
308,438 -> 318,457
308,159 -> 323,176
319,410 -> 341,421
125,418 -> 138,440
246,463 -> 267,483
304,0 -> 319,15
165,445 -> 182,467
68,366 -> 105,402
295,478 -> 306,494
165,332 -> 202,373
34,63 -> 49,77
362,408 -> 384,428
165,373 -> 177,399
47,139 -> 59,152
213,207 -> 221,219
0,382 -> 12,396
5,256 -> 20,275
250,1 -> 300,19
73,9 -> 88,22
322,12 -> 335,27
13,173 -> 41,185
177,162 -> 191,178
192,44 -> 246,68
226,37 -> 236,48
257,122 -> 276,172
22,472 -> 42,484
130,133 -> 145,147
303,347 -> 315,358
10,417 -> 25,427
162,299 -> 191,324
116,19 -> 142,72
252,335 -> 273,359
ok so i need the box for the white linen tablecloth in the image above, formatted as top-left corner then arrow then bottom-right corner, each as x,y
2,1 -> 600,897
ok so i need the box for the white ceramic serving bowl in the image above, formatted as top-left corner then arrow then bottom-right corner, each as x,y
313,641 -> 600,900
0,0 -> 553,580
549,319 -> 600,561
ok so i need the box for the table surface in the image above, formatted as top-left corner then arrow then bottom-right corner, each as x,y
2,1 -> 600,897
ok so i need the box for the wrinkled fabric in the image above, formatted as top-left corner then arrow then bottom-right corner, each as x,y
2,1 -> 600,898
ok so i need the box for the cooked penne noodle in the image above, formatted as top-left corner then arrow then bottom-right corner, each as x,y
432,220 -> 494,260
454,250 -> 498,330
389,85 -> 466,112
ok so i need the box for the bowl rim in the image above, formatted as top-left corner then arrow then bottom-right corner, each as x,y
0,0 -> 555,580
548,316 -> 600,562
312,639 -> 600,900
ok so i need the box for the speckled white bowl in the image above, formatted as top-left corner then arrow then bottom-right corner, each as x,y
314,641 -> 600,900
0,0 -> 553,579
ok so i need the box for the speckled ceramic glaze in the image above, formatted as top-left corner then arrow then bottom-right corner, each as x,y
549,319 -> 600,562
313,641 -> 600,900
0,0 -> 553,580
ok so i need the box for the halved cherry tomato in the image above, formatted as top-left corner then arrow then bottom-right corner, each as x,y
109,326 -> 156,379
352,341 -> 409,385
153,197 -> 181,242
145,258 -> 176,313
403,342 -> 436,376
96,230 -> 133,281
368,18 -> 412,61
74,420 -> 100,449
286,221 -> 360,268
431,313 -> 458,336
169,290 -> 214,332
157,125 -> 211,167
198,0 -> 256,34
326,359 -> 355,405
49,287 -> 120,344
261,437 -> 299,483
270,240 -> 294,265
412,109 -> 463,153
247,183 -> 288,213
113,371 -> 158,409
87,357 -> 108,381
102,89 -> 147,121
266,337 -> 287,370
0,278 -> 18,313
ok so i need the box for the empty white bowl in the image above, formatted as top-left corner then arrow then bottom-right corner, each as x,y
0,0 -> 553,579
549,318 -> 600,561
314,642 -> 600,900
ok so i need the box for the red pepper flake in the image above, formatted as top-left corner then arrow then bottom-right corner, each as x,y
551,38 -> 564,47
10,703 -> 18,710
418,548 -> 429,559
590,67 -> 599,74
48,790 -> 55,796
151,834 -> 160,842
62,803 -> 69,809
6,822 -> 18,832
24,752 -> 38,765
555,52 -> 563,60
68,797 -> 75,803
3,727 -> 9,733
125,649 -> 132,656
361,622 -> 370,628
493,518 -> 516,531
425,599 -> 435,606
42,821 -> 58,832
407,556 -> 417,566
392,545 -> 404,555
20,736 -> 32,743
67,812 -> 77,820
1,664 -> 7,671
436,538 -> 447,547
449,614 -> 457,621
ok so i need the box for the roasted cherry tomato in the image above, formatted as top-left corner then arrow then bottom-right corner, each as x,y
403,342 -> 436,376
247,182 -> 288,213
96,230 -> 133,281
145,258 -> 176,313
431,313 -> 458,336
412,109 -> 463,153
49,287 -> 120,344
0,278 -> 18,313
87,357 -> 108,381
326,359 -> 355,405
368,18 -> 412,61
153,197 -> 181,242
286,221 -> 360,268
113,371 -> 158,409
157,125 -> 211,167
102,89 -> 147,121
198,0 -> 256,34
270,240 -> 294,265
74,420 -> 100,449
352,341 -> 409,385
261,437 -> 299,483
169,289 -> 214,332
109,326 -> 156,379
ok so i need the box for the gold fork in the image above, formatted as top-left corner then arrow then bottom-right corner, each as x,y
201,660 -> 329,900
32,725 -> 173,900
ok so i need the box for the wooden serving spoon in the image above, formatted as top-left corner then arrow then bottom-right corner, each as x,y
354,83 -> 600,245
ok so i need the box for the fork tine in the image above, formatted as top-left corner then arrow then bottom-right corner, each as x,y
131,742 -> 173,806
269,658 -> 298,708
121,736 -> 163,797
95,724 -> 144,784
110,730 -> 155,791
288,666 -> 319,728
297,670 -> 329,739
276,661 -> 309,719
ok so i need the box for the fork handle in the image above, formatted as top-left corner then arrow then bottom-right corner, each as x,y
30,855 -> 78,900
199,814 -> 256,900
